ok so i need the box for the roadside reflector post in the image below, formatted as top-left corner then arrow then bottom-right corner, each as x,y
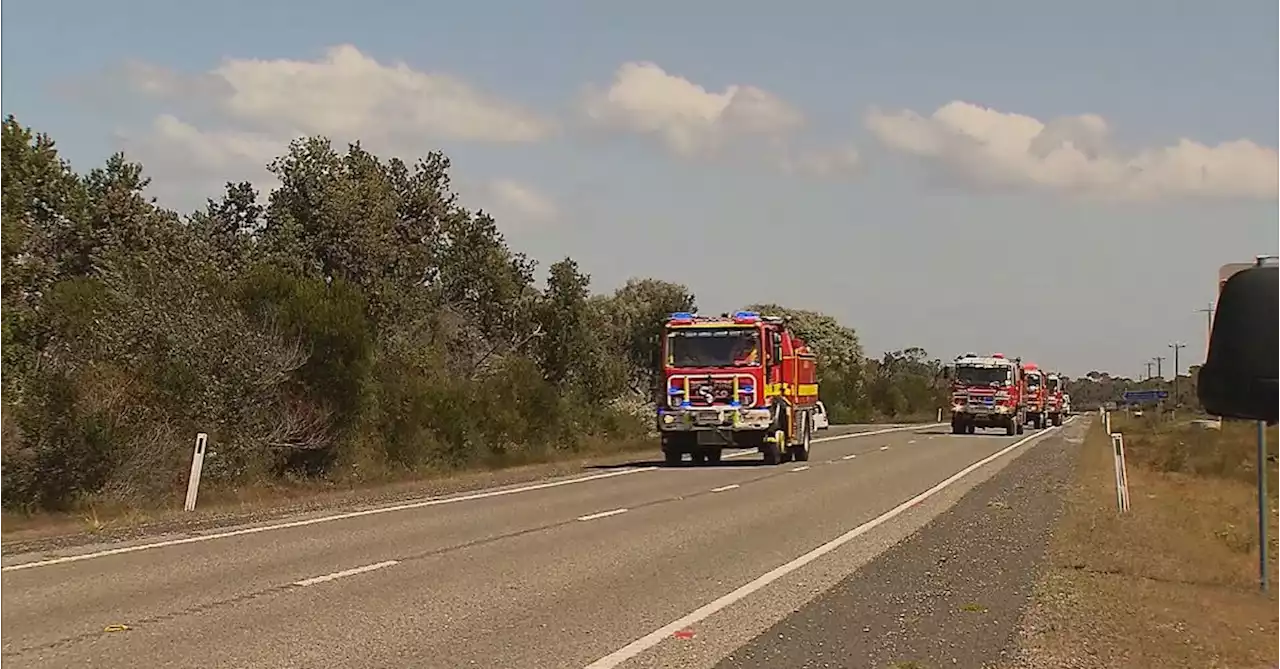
184,433 -> 208,512
1258,420 -> 1270,593
937,407 -> 942,422
1110,432 -> 1130,513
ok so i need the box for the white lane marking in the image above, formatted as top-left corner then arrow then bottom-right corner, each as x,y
710,484 -> 740,493
294,560 -> 398,587
812,423 -> 942,444
581,426 -> 1061,669
721,423 -> 944,461
2,422 -> 943,572
907,440 -> 917,444
841,454 -> 857,460
789,466 -> 810,473
879,446 -> 890,451
2,467 -> 659,573
577,508 -> 629,522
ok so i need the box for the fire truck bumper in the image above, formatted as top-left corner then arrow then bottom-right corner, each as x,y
658,407 -> 774,432
951,406 -> 1013,425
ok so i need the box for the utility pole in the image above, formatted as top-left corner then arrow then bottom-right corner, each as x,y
1153,356 -> 1165,380
1144,361 -> 1155,381
1196,303 -> 1214,357
1169,342 -> 1186,406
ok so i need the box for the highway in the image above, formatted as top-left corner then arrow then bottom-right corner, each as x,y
1,421 -> 1078,669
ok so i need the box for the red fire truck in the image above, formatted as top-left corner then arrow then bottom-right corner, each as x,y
1022,362 -> 1048,429
947,353 -> 1027,436
1044,371 -> 1065,426
657,311 -> 820,466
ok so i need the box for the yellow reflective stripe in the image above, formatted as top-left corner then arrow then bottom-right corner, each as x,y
764,383 -> 820,396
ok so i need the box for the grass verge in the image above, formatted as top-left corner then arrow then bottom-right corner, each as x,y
1003,414 -> 1279,669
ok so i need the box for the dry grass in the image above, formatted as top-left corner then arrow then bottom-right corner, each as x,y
1004,415 -> 1279,669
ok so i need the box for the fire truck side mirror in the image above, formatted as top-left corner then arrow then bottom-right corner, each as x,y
763,331 -> 779,363
938,365 -> 951,380
1199,260 -> 1278,424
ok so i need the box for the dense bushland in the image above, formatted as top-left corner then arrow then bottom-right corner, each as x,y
1,116 -> 950,511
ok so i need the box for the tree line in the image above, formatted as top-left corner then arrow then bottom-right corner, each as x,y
1064,368 -> 1202,412
0,116 -> 949,512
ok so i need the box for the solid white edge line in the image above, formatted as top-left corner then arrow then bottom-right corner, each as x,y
577,508 -> 629,522
789,466 -> 810,472
2,467 -> 659,572
2,422 -> 942,573
581,425 -> 1062,669
841,454 -> 857,460
293,560 -> 399,587
710,484 -> 740,493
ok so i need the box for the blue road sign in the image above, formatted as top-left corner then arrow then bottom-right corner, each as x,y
1122,389 -> 1169,403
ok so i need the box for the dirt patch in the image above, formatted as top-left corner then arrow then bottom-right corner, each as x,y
1000,416 -> 1279,669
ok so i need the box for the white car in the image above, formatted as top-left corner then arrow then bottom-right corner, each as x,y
812,401 -> 830,430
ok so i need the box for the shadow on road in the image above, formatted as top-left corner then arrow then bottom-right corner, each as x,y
585,458 -> 773,470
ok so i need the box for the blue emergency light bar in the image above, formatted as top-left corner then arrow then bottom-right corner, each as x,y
732,310 -> 760,324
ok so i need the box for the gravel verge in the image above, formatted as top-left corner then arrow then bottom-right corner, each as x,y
713,425 -> 1082,669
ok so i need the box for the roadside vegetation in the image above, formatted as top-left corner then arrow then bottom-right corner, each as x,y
1005,414 -> 1278,668
1,117 -> 952,519
1065,368 -> 1204,411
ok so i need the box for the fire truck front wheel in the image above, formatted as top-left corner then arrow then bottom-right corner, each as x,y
1005,417 -> 1017,436
789,414 -> 812,462
762,433 -> 783,465
661,432 -> 694,466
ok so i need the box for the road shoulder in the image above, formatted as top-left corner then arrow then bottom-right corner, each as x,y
713,423 -> 1083,669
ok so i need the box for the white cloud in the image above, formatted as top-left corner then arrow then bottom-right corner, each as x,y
108,45 -> 558,211
125,44 -> 553,150
865,101 -> 1278,201
147,115 -> 283,172
112,115 -> 282,211
466,179 -> 561,230
581,61 -> 805,158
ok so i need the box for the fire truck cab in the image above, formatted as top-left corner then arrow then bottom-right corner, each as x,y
657,311 -> 820,466
1023,362 -> 1048,429
947,353 -> 1027,436
1044,372 -> 1065,426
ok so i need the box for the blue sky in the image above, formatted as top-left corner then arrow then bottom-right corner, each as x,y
4,0 -> 1277,377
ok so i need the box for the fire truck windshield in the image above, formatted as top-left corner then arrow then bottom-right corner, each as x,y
1026,375 -> 1041,389
954,365 -> 1011,387
667,328 -> 761,368
1047,377 -> 1060,391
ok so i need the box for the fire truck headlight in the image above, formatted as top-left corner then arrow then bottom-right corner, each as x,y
661,413 -> 675,425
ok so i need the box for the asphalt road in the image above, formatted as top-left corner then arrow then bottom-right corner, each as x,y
1,420 -> 1077,669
